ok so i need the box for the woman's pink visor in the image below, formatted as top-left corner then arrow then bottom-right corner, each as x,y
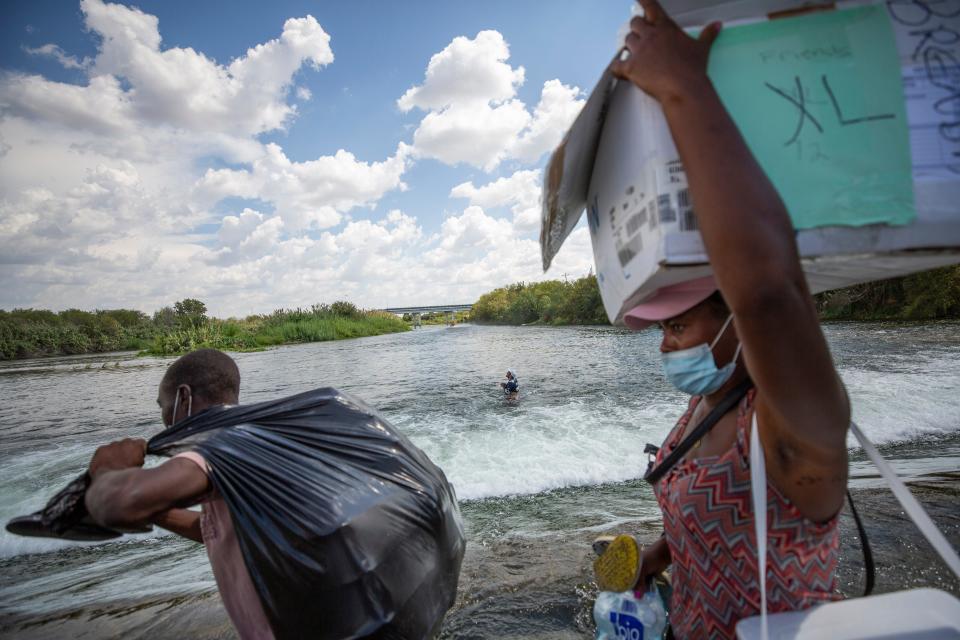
623,276 -> 718,330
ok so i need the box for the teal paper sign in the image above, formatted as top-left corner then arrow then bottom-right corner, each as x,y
707,5 -> 916,229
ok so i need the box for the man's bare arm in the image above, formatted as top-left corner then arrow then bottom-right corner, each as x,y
86,458 -> 209,530
152,508 -> 203,543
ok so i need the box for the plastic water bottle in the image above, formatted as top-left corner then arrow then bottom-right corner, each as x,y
594,587 -> 667,640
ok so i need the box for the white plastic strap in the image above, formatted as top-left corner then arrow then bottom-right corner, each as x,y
749,412 -> 769,640
749,416 -> 960,640
849,421 -> 960,579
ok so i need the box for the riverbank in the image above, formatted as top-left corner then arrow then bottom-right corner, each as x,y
143,309 -> 408,356
0,302 -> 408,360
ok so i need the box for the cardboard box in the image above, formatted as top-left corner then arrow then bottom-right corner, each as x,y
540,1 -> 960,324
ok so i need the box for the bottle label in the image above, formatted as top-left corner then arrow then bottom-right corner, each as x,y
608,611 -> 644,640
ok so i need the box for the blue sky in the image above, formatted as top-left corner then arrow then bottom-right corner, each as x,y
0,0 -> 628,315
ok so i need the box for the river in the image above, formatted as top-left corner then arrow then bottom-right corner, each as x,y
1,322 -> 959,639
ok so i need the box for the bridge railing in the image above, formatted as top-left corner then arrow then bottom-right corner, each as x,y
382,304 -> 473,315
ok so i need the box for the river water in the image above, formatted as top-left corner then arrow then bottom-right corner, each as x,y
1,323 -> 959,639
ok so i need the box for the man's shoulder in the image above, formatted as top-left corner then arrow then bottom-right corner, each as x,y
170,451 -> 211,475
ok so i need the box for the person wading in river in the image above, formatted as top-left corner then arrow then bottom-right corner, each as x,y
500,370 -> 519,398
593,1 -> 850,638
84,349 -> 275,640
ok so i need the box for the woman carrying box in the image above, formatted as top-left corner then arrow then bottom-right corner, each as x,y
598,1 -> 851,638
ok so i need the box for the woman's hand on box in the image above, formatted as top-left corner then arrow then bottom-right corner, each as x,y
611,0 -> 721,105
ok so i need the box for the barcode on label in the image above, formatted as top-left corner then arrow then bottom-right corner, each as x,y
676,188 -> 697,231
625,206 -> 647,236
657,194 -> 676,223
616,235 -> 643,267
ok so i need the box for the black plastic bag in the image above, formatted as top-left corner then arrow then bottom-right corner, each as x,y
7,388 -> 466,639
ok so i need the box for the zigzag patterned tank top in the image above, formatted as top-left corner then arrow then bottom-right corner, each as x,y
653,389 -> 840,639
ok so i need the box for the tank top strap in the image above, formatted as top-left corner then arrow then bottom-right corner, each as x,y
656,394 -> 703,466
734,387 -> 758,467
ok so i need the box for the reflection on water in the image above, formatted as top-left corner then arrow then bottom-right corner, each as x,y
1,322 -> 958,638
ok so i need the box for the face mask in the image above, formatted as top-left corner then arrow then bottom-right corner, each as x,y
171,386 -> 192,426
661,314 -> 742,396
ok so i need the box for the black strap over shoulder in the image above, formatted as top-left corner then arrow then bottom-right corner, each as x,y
846,489 -> 875,596
644,378 -> 754,485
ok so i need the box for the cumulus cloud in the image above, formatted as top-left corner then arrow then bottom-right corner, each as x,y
411,101 -> 530,171
398,30 -> 524,112
4,2 -> 334,143
0,1 -> 595,316
512,80 -> 585,163
0,0 -> 418,312
399,31 -> 584,171
81,0 -> 333,135
195,142 -> 412,231
450,169 -> 541,231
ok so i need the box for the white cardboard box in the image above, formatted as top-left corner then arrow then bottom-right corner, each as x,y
540,1 -> 960,324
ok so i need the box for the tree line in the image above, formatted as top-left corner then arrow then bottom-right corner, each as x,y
0,299 -> 408,360
470,266 -> 960,326
471,275 -> 608,325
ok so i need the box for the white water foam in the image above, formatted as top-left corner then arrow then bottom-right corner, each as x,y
2,334 -> 958,560
841,350 -> 960,446
406,396 -> 683,501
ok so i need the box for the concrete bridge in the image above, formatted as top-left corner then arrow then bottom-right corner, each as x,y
382,304 -> 473,328
382,304 -> 472,315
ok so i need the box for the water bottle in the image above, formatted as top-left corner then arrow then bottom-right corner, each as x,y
594,586 -> 667,640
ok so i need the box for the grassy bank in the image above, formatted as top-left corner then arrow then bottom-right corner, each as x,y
0,301 -> 409,360
472,266 -> 960,326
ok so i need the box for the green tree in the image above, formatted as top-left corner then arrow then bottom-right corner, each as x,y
153,306 -> 178,329
329,301 -> 361,318
173,299 -> 208,329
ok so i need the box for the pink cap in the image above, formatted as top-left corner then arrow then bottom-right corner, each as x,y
623,276 -> 718,330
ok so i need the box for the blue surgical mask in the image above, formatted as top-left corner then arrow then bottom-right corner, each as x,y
661,314 -> 742,396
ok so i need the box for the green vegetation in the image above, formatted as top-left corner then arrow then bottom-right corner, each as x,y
471,275 -> 608,325
402,310 -> 471,325
471,266 -> 960,326
815,265 -> 960,321
0,300 -> 409,360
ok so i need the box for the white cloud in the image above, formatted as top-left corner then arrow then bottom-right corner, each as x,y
194,142 -> 412,231
81,0 -> 333,135
398,30 -> 524,112
512,79 -> 585,163
399,31 -> 584,171
411,101 -> 531,172
4,1 -> 335,143
0,0 -> 418,313
450,169 -> 541,231
0,2 -> 596,316
23,43 -> 89,70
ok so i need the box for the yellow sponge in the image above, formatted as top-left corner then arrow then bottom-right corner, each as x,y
593,534 -> 641,592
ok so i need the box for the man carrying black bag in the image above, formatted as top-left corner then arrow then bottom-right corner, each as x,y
85,349 -> 276,638
78,348 -> 464,640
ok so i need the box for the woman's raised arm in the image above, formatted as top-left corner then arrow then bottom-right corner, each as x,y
612,0 -> 850,521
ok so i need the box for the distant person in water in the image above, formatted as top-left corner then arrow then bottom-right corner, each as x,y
84,349 -> 276,639
500,370 -> 519,397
